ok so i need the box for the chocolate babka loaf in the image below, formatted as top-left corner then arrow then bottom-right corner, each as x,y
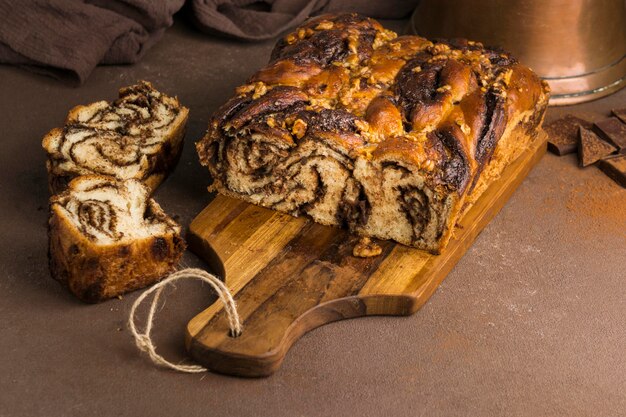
43,81 -> 189,194
48,175 -> 185,302
196,13 -> 550,253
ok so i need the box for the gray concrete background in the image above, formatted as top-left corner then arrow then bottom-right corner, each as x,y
1,18 -> 625,417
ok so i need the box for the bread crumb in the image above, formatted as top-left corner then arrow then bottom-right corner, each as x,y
353,237 -> 382,258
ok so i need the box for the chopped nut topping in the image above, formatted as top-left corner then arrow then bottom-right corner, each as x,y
284,114 -> 296,125
295,28 -> 314,39
362,130 -> 383,143
354,119 -> 370,132
315,21 -> 334,30
406,132 -> 428,142
252,82 -> 268,99
235,83 -> 255,96
350,77 -> 362,91
347,34 -> 359,55
456,119 -> 471,135
346,54 -> 360,68
307,97 -> 334,109
500,69 -> 513,87
480,57 -> 492,67
359,144 -> 378,159
431,55 -> 446,62
429,43 -> 450,55
423,159 -> 436,171
353,237 -> 382,258
373,29 -> 397,49
291,119 -> 308,139
213,20 -> 540,215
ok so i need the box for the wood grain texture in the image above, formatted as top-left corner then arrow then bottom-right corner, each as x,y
185,133 -> 547,377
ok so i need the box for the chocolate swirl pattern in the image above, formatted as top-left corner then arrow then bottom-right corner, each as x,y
53,176 -> 177,244
48,176 -> 185,302
197,13 -> 550,253
43,81 -> 189,194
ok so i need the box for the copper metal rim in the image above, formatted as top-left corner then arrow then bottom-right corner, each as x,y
406,6 -> 626,107
546,56 -> 626,106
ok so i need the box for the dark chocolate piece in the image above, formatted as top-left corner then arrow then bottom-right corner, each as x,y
545,115 -> 592,156
612,108 -> 626,125
594,118 -> 626,154
597,154 -> 626,188
578,127 -> 616,167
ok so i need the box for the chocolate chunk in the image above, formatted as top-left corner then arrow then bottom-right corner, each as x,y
612,108 -> 626,125
545,115 -> 592,156
594,118 -> 626,153
597,154 -> 626,188
578,127 -> 616,167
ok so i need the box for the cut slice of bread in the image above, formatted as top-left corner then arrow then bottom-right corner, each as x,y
43,81 -> 189,194
48,175 -> 185,303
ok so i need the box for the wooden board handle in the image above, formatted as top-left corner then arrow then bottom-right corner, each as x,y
184,204 -> 416,376
185,134 -> 547,377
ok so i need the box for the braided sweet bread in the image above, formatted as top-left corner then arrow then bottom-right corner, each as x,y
196,13 -> 550,253
48,175 -> 185,302
43,81 -> 189,194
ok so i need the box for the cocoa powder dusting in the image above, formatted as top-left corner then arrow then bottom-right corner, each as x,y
566,178 -> 626,239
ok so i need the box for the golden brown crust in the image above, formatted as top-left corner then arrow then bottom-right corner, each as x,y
196,13 -> 550,252
48,176 -> 185,303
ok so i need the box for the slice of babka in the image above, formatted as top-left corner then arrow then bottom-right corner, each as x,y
196,13 -> 550,253
48,175 -> 185,303
43,81 -> 189,194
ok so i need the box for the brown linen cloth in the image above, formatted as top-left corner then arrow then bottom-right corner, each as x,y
190,0 -> 419,40
0,0 -> 419,83
0,0 -> 185,83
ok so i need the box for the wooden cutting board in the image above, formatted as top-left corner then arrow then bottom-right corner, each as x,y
185,133 -> 547,377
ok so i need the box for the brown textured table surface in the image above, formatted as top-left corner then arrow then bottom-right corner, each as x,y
1,19 -> 625,417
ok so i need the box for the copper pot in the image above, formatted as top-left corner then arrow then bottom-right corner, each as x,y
409,0 -> 626,105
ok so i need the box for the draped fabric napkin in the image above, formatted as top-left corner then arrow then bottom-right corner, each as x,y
0,0 -> 185,83
0,0 -> 419,83
190,0 -> 418,41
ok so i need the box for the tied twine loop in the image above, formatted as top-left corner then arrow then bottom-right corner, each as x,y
128,268 -> 242,373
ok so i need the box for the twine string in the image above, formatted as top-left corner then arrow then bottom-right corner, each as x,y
128,268 -> 242,373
